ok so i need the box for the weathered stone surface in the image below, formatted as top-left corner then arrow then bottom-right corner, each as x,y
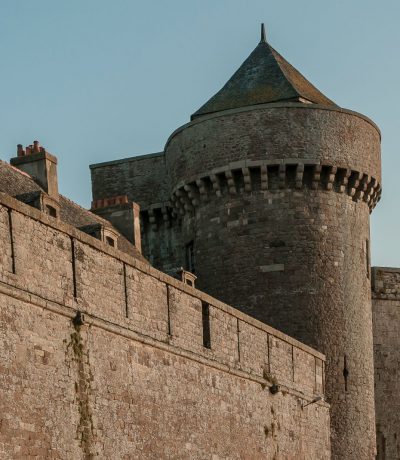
90,152 -> 168,210
0,193 -> 330,459
372,267 -> 400,460
164,105 -> 379,460
165,105 -> 381,188
93,101 -> 380,459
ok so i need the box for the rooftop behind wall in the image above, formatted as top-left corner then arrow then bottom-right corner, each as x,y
0,191 -> 329,458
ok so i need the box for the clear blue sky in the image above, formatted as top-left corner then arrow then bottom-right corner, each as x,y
0,1 -> 399,266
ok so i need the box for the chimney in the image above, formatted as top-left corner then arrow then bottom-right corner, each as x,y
11,141 -> 59,201
91,195 -> 142,253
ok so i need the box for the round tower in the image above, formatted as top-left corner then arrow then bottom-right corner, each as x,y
165,27 -> 381,459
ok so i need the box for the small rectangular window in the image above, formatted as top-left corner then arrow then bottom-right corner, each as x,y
106,236 -> 115,247
185,241 -> 195,273
46,205 -> 57,218
202,301 -> 211,349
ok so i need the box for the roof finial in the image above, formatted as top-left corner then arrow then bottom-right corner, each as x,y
260,23 -> 266,43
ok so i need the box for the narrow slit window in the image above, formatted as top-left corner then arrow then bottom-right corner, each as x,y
70,237 -> 77,299
8,208 -> 16,274
185,241 -> 195,273
202,302 -> 211,349
343,355 -> 349,392
366,239 -> 370,279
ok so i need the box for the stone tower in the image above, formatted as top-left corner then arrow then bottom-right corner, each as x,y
90,26 -> 382,459
164,28 -> 381,459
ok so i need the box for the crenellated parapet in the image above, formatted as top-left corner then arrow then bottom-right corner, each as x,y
170,159 -> 381,217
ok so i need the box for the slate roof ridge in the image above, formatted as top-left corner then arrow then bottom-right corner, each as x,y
267,43 -> 308,100
268,43 -> 336,106
58,193 -> 109,226
0,159 -> 37,181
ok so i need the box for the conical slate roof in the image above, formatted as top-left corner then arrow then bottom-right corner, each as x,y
191,25 -> 337,119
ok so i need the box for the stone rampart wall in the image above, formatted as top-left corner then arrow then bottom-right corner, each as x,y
372,267 -> 400,460
0,192 -> 330,459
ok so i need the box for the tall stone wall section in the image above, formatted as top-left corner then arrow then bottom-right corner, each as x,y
90,152 -> 168,209
372,267 -> 400,460
165,103 -> 381,460
0,192 -> 330,459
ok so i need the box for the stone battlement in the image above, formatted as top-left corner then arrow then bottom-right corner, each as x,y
170,159 -> 381,218
0,191 -> 325,399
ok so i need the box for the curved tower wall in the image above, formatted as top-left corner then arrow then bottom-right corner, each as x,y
165,103 -> 381,460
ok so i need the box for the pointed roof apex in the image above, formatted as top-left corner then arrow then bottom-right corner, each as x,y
191,30 -> 337,119
260,23 -> 266,43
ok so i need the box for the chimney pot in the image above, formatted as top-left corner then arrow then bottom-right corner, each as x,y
17,144 -> 25,157
33,140 -> 40,153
